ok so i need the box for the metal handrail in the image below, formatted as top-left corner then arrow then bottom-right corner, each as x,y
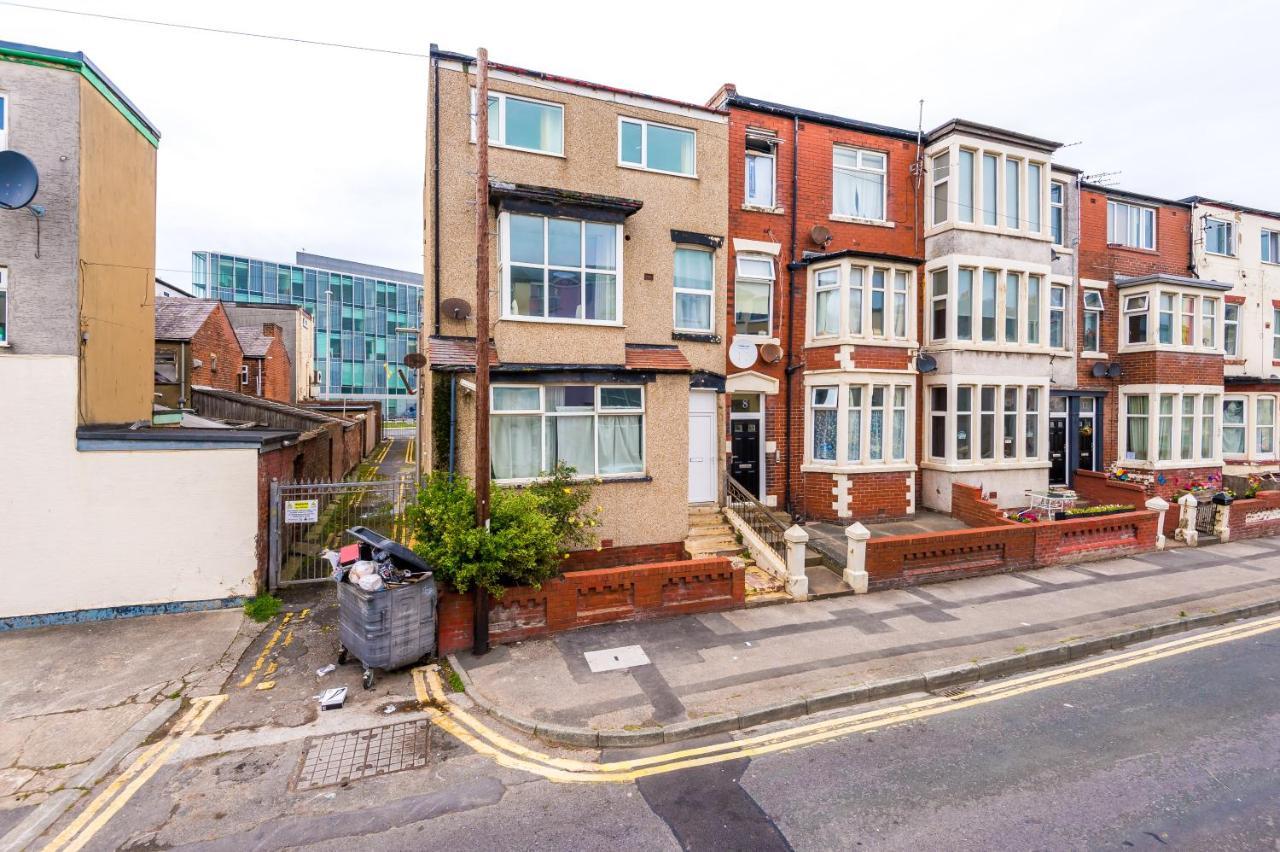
723,475 -> 788,560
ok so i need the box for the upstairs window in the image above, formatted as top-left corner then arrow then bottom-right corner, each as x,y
0,94 -> 7,150
0,266 -> 6,344
744,136 -> 776,208
1082,289 -> 1104,352
1125,294 -> 1149,344
1223,397 -> 1246,456
475,91 -> 564,155
1048,283 -> 1066,349
812,261 -> 915,341
1224,303 -> 1239,356
1050,180 -> 1066,245
673,247 -> 714,333
734,255 -> 774,336
834,146 -> 887,221
930,151 -> 949,226
1204,217 -> 1234,256
1264,229 -> 1280,265
1108,200 -> 1156,250
503,213 -> 620,323
619,118 -> 696,176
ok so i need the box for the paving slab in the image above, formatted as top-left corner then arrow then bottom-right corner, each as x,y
451,540 -> 1280,737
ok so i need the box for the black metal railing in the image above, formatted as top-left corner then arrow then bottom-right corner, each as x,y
723,476 -> 789,561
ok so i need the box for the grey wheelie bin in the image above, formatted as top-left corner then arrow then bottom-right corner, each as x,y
336,526 -> 436,689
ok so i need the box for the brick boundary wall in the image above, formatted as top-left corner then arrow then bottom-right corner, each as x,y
561,541 -> 687,572
950,482 -> 1016,527
1226,491 -> 1280,542
437,557 -> 743,654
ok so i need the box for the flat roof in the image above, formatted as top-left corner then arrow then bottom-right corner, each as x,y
430,45 -> 725,120
0,40 -> 159,145
1081,182 -> 1191,209
1182,195 -> 1280,223
195,250 -> 422,287
718,90 -> 918,143
926,118 -> 1060,153
1115,273 -> 1232,292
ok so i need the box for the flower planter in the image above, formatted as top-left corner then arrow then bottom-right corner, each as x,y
1054,507 -> 1134,521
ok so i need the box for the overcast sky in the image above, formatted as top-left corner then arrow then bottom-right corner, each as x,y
6,0 -> 1279,290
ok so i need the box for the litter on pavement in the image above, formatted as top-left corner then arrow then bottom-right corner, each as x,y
316,664 -> 336,677
584,645 -> 650,673
319,687 -> 347,710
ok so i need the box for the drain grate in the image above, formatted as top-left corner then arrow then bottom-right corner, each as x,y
930,685 -> 969,700
297,720 -> 431,789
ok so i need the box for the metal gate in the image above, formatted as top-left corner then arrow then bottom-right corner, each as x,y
270,474 -> 416,587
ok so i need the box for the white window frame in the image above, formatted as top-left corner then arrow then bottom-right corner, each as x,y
733,254 -> 774,337
0,93 -> 7,151
673,245 -> 715,334
833,145 -> 888,222
1082,288 -> 1104,354
498,211 -> 624,327
923,259 -> 1052,353
1222,395 -> 1247,458
470,89 -> 564,156
1274,307 -> 1280,362
239,364 -> 250,386
808,259 -> 917,345
1203,216 -> 1235,257
1263,229 -> 1280,265
1224,301 -> 1240,357
489,383 -> 646,482
1107,199 -> 1157,250
930,150 -> 949,226
1118,286 -> 1223,354
804,375 -> 916,471
1119,387 -> 1223,467
922,379 -> 1048,470
744,141 -> 776,209
617,117 -> 697,178
1050,180 -> 1066,246
1257,396 -> 1276,459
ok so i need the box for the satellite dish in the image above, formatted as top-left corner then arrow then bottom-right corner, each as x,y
729,339 -> 757,369
1091,362 -> 1108,378
915,353 -> 937,373
759,342 -> 784,364
0,151 -> 39,210
810,225 -> 832,247
440,297 -> 472,321
403,352 -> 428,370
1106,363 -> 1123,379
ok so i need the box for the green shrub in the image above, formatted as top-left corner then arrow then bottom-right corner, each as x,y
405,468 -> 599,597
1064,503 -> 1134,517
244,593 -> 283,623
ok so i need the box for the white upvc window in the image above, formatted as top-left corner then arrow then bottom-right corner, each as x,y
1258,396 -> 1277,457
1047,284 -> 1066,349
1224,302 -> 1240,356
472,90 -> 564,155
745,138 -> 776,208
1121,287 -> 1220,353
1004,157 -> 1022,229
930,269 -> 948,342
1124,293 -> 1149,344
673,246 -> 714,333
925,381 -> 1046,467
809,260 -> 916,343
1050,180 -> 1066,245
1108,200 -> 1156,250
490,384 -> 645,481
1201,297 -> 1217,349
501,212 -> 622,325
807,378 -> 914,468
1274,307 -> 1280,361
618,117 -> 696,176
834,146 -> 887,221
0,266 -> 7,344
1263,229 -> 1280,265
0,93 -> 7,151
1203,216 -> 1234,257
957,149 -> 975,223
1223,396 -> 1247,456
1121,388 -> 1221,465
734,254 -> 774,336
930,151 -> 949,226
1082,289 -> 1104,353
1027,163 -> 1043,233
981,153 -> 999,226
929,261 -> 1050,350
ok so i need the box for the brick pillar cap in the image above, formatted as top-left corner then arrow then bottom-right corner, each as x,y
845,522 -> 871,541
784,524 -> 809,543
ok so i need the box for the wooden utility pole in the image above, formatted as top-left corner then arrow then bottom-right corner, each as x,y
472,47 -> 492,654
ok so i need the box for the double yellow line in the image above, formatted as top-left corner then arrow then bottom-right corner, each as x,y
415,612 -> 1280,783
238,609 -> 309,690
43,696 -> 226,852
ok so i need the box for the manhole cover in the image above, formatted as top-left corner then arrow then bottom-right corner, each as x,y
297,721 -> 431,789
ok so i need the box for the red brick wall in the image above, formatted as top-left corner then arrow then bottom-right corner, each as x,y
725,101 -> 923,516
562,541 -> 687,572
800,470 -> 911,522
437,557 -> 743,653
260,328 -> 293,403
1073,469 -> 1146,507
1114,350 -> 1224,386
1031,511 -> 1158,564
1226,491 -> 1280,541
950,482 -> 1012,527
188,303 -> 244,392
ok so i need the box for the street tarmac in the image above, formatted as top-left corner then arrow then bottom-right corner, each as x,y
30,613 -> 1280,851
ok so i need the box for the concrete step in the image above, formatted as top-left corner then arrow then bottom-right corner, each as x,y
685,533 -> 738,549
687,542 -> 743,558
688,512 -> 729,529
688,504 -> 721,516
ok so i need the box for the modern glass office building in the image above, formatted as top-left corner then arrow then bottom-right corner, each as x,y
191,251 -> 423,418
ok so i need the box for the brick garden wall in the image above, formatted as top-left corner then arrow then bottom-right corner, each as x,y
950,482 -> 1013,527
562,541 -> 688,572
1226,491 -> 1280,541
437,557 -> 743,654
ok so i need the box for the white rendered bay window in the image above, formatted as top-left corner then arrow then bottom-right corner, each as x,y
490,384 -> 644,480
1122,389 -> 1220,465
927,382 -> 1045,466
503,213 -> 621,323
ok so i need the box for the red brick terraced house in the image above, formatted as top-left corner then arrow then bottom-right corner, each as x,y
707,86 -> 924,523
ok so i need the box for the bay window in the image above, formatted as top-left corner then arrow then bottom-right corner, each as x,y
1002,388 -> 1019,459
1027,275 -> 1041,344
1122,389 -> 1221,464
808,379 -> 914,467
474,90 -> 564,155
981,270 -> 998,342
503,213 -> 621,323
931,269 -> 948,342
956,268 -> 973,340
1004,273 -> 1020,343
1083,289 -> 1103,352
929,144 -> 1046,233
619,117 -> 696,176
926,382 -> 1046,466
1025,388 -> 1040,457
734,254 -> 774,336
956,387 -> 973,460
835,146 -> 887,221
930,151 -> 949,226
957,149 -> 975,223
673,247 -> 714,333
1204,217 -> 1234,256
1158,293 -> 1175,344
810,260 -> 916,342
1201,297 -> 1216,349
980,386 -> 996,459
982,153 -> 998,226
1027,163 -> 1042,233
491,384 -> 644,480
930,386 -> 947,458
1108,200 -> 1156,249
1121,286 -> 1222,352
1004,158 -> 1021,228
1224,303 -> 1239,356
1125,294 -> 1149,344
1180,295 -> 1195,347
1223,397 -> 1246,456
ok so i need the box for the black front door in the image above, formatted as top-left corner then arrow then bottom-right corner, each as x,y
1078,419 -> 1096,473
1049,417 -> 1068,486
730,419 -> 761,497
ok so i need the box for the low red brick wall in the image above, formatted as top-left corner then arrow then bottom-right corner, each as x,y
1031,510 -> 1158,564
437,557 -> 743,654
561,541 -> 687,572
1226,491 -> 1280,541
1073,469 -> 1146,507
950,482 -> 1014,527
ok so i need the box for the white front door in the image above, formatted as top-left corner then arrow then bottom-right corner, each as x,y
688,390 -> 718,503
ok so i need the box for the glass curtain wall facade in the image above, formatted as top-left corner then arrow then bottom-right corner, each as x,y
192,251 -> 422,417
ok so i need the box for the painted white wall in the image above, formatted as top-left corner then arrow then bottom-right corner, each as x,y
0,355 -> 259,618
922,467 -> 1047,512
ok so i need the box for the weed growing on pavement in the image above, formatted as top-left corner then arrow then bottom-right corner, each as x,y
438,660 -> 465,692
1014,644 -> 1028,654
244,593 -> 283,623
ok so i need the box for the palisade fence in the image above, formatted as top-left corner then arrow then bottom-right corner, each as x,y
723,475 -> 788,562
270,473 -> 417,587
